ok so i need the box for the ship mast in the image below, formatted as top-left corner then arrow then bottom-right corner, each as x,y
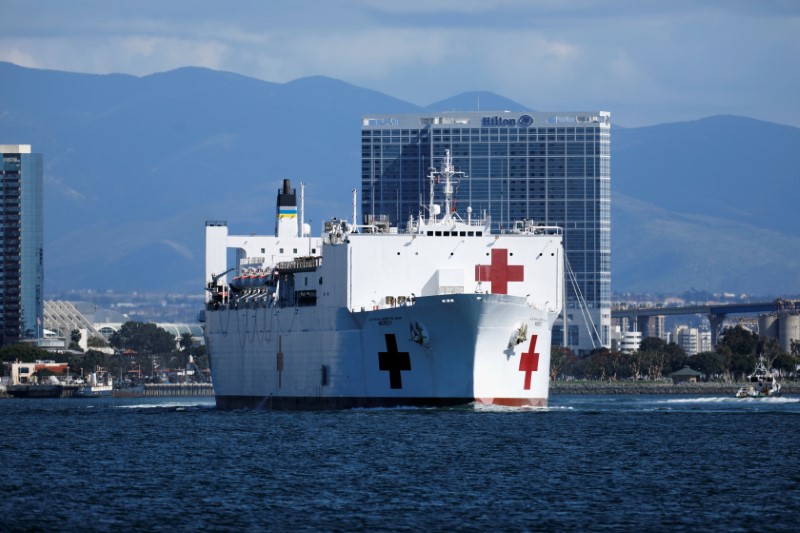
300,182 -> 305,237
427,149 -> 463,224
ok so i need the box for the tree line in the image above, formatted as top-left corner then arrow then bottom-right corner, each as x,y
550,325 -> 798,382
0,321 -> 208,384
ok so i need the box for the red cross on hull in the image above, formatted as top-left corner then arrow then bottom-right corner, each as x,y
519,335 -> 540,390
475,248 -> 524,294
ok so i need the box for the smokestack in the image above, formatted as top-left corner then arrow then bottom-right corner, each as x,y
275,179 -> 298,238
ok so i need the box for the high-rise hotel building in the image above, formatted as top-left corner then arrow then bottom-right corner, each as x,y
0,145 -> 43,344
361,112 -> 610,353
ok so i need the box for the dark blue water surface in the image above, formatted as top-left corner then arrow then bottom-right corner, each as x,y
1,395 -> 799,532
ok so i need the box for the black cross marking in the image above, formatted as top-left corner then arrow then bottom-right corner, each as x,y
379,334 -> 411,389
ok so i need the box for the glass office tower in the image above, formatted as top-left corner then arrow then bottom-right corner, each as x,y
0,145 -> 43,345
361,112 -> 610,354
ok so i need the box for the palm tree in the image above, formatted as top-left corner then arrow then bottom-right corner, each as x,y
179,332 -> 194,352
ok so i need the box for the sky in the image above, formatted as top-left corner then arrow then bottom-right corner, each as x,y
1,0 -> 799,128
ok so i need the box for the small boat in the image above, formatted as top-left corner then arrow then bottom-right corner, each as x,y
74,369 -> 113,398
735,356 -> 781,398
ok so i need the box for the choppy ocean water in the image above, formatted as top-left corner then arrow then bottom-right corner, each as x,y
1,394 -> 799,532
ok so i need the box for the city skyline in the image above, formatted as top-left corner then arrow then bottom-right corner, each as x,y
1,1 -> 798,129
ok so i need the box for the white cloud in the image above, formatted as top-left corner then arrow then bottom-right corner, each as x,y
161,239 -> 194,261
0,0 -> 797,127
0,46 -> 41,68
120,36 -> 160,58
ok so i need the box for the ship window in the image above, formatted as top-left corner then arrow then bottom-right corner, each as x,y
261,248 -> 265,253
311,248 -> 316,254
468,231 -> 474,236
280,248 -> 284,253
319,277 -> 323,285
296,290 -> 317,307
321,365 -> 329,386
476,231 -> 483,236
293,248 -> 297,253
460,231 -> 466,236
435,231 -> 442,236
427,231 -> 433,236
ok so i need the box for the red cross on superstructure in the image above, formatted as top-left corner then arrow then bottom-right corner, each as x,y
474,248 -> 524,294
519,335 -> 540,390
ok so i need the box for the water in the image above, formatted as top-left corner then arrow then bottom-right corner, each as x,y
2,395 -> 799,532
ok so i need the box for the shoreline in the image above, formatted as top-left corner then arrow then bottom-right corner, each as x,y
550,381 -> 799,395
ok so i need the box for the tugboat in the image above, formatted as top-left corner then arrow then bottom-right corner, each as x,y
735,356 -> 781,398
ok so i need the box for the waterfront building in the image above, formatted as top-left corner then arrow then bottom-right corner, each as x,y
2,360 -> 68,385
759,309 -> 800,354
669,365 -> 703,384
650,315 -> 667,340
44,300 -> 204,349
620,330 -> 642,354
361,111 -> 611,353
699,330 -> 712,353
675,326 -> 700,356
0,145 -> 43,345
611,326 -> 642,354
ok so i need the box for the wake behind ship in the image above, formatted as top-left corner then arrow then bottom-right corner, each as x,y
203,151 -> 564,409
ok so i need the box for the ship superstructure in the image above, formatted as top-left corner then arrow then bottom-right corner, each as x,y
203,151 -> 564,409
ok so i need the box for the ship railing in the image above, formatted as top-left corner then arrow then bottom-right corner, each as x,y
529,225 -> 562,236
354,295 -> 417,312
208,292 -> 272,311
275,256 -> 322,273
411,215 -> 488,230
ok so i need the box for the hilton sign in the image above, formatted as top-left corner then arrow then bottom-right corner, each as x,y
481,114 -> 533,128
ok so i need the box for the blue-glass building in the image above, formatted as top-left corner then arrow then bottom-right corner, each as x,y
0,145 -> 43,344
361,112 -> 610,353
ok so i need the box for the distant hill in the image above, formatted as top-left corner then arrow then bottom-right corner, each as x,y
425,91 -> 529,113
612,193 -> 800,294
0,62 -> 797,296
613,116 -> 800,236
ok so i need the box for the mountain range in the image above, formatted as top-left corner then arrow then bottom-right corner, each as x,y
1,61 -> 798,296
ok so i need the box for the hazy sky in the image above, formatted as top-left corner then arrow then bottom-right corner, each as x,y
2,0 -> 798,127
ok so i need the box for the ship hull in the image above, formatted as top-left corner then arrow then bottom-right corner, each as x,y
206,294 -> 555,410
74,386 -> 113,398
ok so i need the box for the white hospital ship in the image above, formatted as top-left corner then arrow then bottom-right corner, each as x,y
203,151 -> 564,409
